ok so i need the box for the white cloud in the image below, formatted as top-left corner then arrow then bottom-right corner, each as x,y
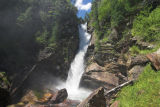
75,0 -> 92,11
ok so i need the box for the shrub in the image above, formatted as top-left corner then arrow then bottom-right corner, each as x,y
132,6 -> 160,42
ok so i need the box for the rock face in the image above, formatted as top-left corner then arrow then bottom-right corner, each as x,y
81,71 -> 119,90
78,87 -> 106,107
147,48 -> 160,71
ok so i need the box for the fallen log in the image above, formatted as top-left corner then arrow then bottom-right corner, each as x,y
104,80 -> 133,97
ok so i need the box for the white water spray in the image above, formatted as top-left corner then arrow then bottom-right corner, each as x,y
57,23 -> 92,101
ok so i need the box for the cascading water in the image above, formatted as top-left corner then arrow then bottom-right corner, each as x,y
57,23 -> 92,101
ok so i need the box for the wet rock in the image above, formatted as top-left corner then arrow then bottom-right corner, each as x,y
49,88 -> 68,104
78,87 -> 106,107
51,99 -> 80,107
81,72 -> 119,90
127,55 -> 149,69
146,48 -> 160,70
128,66 -> 145,81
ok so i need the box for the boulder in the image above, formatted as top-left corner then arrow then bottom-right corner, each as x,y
127,55 -> 149,69
49,88 -> 68,104
81,72 -> 119,90
128,66 -> 145,81
104,63 -> 127,76
86,63 -> 105,73
77,87 -> 106,107
136,41 -> 155,50
146,48 -> 160,71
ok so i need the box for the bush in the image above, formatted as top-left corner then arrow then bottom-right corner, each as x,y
132,6 -> 160,42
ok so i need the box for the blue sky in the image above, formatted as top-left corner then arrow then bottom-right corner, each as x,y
74,0 -> 92,18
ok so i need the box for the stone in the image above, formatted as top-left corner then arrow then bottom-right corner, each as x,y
128,66 -> 144,81
77,87 -> 106,107
86,63 -> 105,73
49,88 -> 68,104
104,63 -> 127,76
136,41 -> 155,50
51,99 -> 80,107
110,101 -> 120,107
127,55 -> 149,69
146,48 -> 160,71
81,72 -> 119,90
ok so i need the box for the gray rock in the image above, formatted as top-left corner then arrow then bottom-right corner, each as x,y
77,87 -> 106,107
128,65 -> 145,81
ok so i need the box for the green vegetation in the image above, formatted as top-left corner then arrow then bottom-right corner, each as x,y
89,0 -> 144,50
116,64 -> 160,107
129,44 -> 160,55
132,6 -> 160,42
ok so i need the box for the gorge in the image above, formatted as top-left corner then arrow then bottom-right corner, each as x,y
0,0 -> 160,107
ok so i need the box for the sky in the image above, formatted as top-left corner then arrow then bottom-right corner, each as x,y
74,0 -> 92,18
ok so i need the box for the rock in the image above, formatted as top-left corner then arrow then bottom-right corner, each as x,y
104,63 -> 127,76
77,87 -> 106,107
128,66 -> 145,81
127,55 -> 149,69
86,63 -> 105,73
110,101 -> 120,107
81,72 -> 119,90
136,41 -> 155,50
146,48 -> 160,70
51,99 -> 80,107
49,88 -> 68,104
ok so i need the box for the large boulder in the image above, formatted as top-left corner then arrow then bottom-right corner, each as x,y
104,63 -> 127,76
86,63 -> 105,73
128,66 -> 145,81
127,55 -> 149,69
146,48 -> 160,71
81,72 -> 119,90
49,88 -> 68,104
78,87 -> 106,107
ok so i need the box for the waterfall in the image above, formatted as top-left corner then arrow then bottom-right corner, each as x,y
57,23 -> 91,101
